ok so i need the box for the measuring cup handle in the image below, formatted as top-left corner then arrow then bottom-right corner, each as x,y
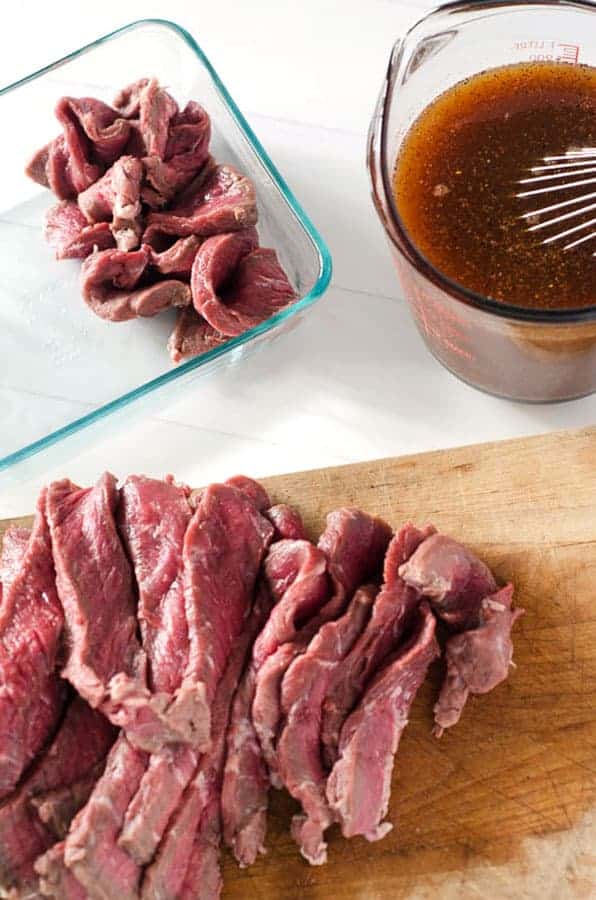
367,39 -> 403,237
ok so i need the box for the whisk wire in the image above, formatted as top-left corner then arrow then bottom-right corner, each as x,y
517,150 -> 596,253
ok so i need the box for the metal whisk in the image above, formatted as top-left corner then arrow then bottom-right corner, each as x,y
516,148 -> 596,253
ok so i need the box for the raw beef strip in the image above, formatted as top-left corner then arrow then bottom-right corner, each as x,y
327,603 -> 439,842
167,307 -> 226,363
56,95 -> 130,172
253,539 -> 329,668
192,237 -> 296,337
116,475 -> 193,865
32,765 -> 103,840
221,661 -> 269,867
317,508 -> 392,622
224,475 -> 270,512
118,744 -> 197,866
173,483 -> 274,750
25,135 -> 79,200
42,97 -> 115,198
108,155 -> 143,251
434,583 -> 524,736
251,642 -> 300,783
142,102 -> 212,207
137,78 -> 178,158
0,526 -> 30,596
118,476 -> 192,695
47,473 -> 195,751
148,235 -> 202,275
0,698 -> 115,896
113,79 -> 151,119
0,492 -> 65,801
145,163 -> 257,239
277,584 -> 376,865
265,504 -> 306,541
108,478 -> 193,865
77,156 -> 143,251
46,473 -> 138,704
252,509 -> 391,786
45,201 -> 115,260
399,533 -> 497,629
321,523 -> 435,768
130,484 -> 274,868
81,246 -> 190,322
62,736 -> 147,900
141,583 -> 270,900
36,843 -> 88,900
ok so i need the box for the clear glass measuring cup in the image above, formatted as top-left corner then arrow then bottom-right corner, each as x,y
368,0 -> 596,402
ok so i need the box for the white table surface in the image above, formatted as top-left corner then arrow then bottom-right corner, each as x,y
1,0 -> 595,517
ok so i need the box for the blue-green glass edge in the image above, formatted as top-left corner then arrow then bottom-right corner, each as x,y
0,18 -> 333,475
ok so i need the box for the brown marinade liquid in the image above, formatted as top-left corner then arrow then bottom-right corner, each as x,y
393,62 -> 596,310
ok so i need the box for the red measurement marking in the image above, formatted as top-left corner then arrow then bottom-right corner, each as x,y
555,43 -> 581,64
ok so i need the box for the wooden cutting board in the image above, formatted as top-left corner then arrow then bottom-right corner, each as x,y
2,427 -> 595,900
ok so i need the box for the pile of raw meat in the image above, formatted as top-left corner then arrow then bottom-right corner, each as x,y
0,473 -> 523,899
25,79 -> 296,363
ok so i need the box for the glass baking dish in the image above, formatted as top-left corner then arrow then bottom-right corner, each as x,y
0,19 -> 332,485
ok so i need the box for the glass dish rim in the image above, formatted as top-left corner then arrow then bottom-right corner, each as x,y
376,0 -> 596,325
0,17 -> 333,475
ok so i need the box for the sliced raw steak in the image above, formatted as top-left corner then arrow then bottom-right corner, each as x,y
113,79 -> 150,119
0,697 -> 115,896
32,765 -> 104,840
148,235 -> 202,276
434,583 -> 524,735
78,156 -> 143,251
321,523 -> 435,768
173,483 -> 274,750
118,475 -> 192,695
145,163 -> 257,240
222,660 -> 270,867
192,234 -> 296,337
142,102 -> 212,207
29,95 -> 129,200
81,246 -> 191,322
326,603 -> 439,842
317,508 -> 392,623
251,642 -> 299,784
399,533 -> 497,629
55,96 -> 131,166
141,583 -> 270,900
36,843 -> 87,900
224,475 -> 270,512
167,307 -> 226,363
121,479 -> 275,865
45,202 -> 115,259
252,509 -> 391,788
62,736 -> 147,900
265,504 -> 306,541
253,539 -> 329,669
0,526 -> 30,597
116,476 -> 194,866
118,744 -> 197,866
25,135 -> 80,200
137,78 -> 178,159
47,473 -> 195,751
277,584 -> 376,865
0,492 -> 65,801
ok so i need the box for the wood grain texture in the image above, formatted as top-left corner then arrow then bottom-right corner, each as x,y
2,427 -> 595,899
